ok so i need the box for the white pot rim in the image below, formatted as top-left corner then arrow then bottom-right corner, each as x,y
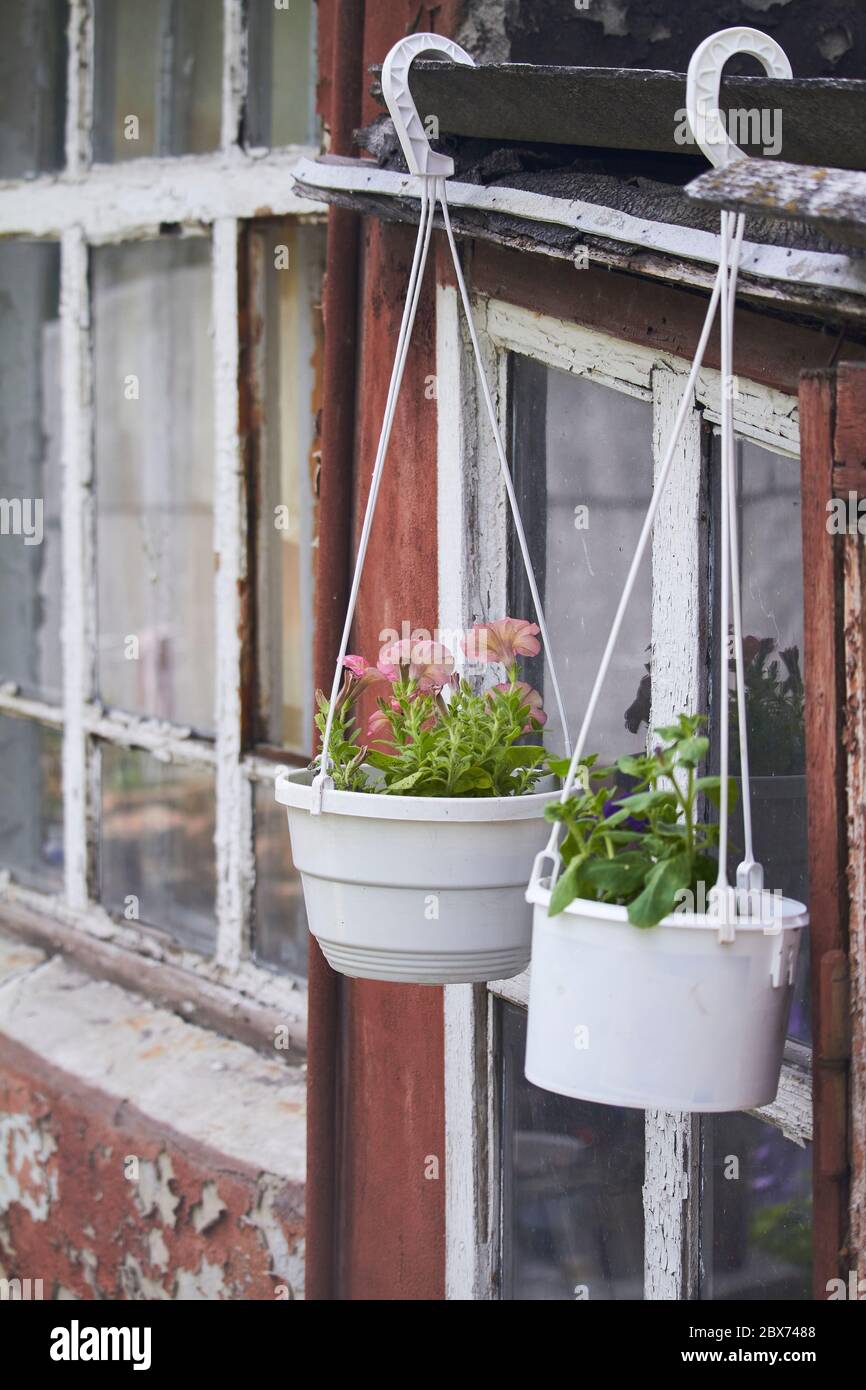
275,765 -> 558,823
528,878 -> 809,932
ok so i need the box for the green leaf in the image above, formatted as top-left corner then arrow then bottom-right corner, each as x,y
385,768 -> 431,793
676,735 -> 709,767
616,754 -> 647,778
503,745 -> 546,769
452,767 -> 495,794
582,853 -> 650,899
627,855 -> 692,929
364,749 -> 400,771
615,789 -> 677,816
695,775 -> 739,809
548,857 -> 584,917
653,722 -> 684,742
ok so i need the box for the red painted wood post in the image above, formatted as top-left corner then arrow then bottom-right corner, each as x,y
800,367 -> 851,1298
306,0 -> 364,1302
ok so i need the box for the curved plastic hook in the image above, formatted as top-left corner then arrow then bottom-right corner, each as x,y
686,26 -> 792,168
381,33 -> 475,177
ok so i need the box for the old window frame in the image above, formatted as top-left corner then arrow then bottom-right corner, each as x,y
0,0 -> 324,1040
439,281 -> 811,1300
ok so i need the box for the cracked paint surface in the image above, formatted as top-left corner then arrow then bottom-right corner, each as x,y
0,934 -> 305,1300
0,1064 -> 304,1300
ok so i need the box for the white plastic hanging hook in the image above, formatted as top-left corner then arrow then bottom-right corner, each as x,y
381,33 -> 475,177
688,27 -> 793,934
686,26 -> 792,168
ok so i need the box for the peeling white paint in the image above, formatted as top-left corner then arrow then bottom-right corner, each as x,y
221,0 -> 246,151
212,217 -> 253,972
293,157 -> 866,299
190,1181 -> 227,1235
174,1257 -> 231,1301
60,227 -> 93,913
147,1228 -> 170,1271
0,950 -> 305,1181
0,150 -> 323,242
134,1153 -> 181,1226
243,1175 -> 305,1300
0,1114 -> 58,1222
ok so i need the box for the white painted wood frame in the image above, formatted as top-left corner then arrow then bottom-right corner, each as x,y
0,0 -> 324,1033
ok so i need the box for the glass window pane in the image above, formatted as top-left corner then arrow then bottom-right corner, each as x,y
100,744 -> 216,953
252,221 -> 325,753
0,241 -> 62,704
702,1111 -> 812,1300
93,238 -> 215,734
711,436 -> 810,1042
253,779 -> 307,976
0,716 -> 63,891
246,0 -> 318,149
510,361 -> 653,763
0,0 -> 67,179
93,0 -> 222,162
500,1001 -> 645,1301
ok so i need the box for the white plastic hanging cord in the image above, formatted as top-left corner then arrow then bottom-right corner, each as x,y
533,254 -> 728,882
721,211 -> 760,911
312,183 -> 436,811
437,179 -> 572,756
713,212 -> 735,921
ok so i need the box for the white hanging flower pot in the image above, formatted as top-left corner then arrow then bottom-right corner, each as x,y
521,27 -> 809,1115
524,881 -> 807,1111
273,36 -> 576,989
276,769 -> 557,984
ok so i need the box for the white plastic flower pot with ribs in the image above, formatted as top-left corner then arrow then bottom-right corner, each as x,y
276,769 -> 557,984
524,881 -> 807,1111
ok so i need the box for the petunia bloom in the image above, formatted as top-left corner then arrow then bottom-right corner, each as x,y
379,637 -> 455,692
340,655 -> 392,706
469,618 -> 541,666
490,680 -> 547,731
367,701 -> 400,741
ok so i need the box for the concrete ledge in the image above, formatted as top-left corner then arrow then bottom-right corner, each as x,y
0,931 -> 305,1300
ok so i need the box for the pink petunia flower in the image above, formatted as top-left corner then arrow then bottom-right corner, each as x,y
490,680 -> 547,731
379,637 -> 455,692
340,655 -> 392,706
367,701 -> 400,741
468,618 -> 541,666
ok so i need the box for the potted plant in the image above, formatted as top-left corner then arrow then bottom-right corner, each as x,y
624,638 -> 808,898
525,714 -> 808,1112
276,619 -> 560,984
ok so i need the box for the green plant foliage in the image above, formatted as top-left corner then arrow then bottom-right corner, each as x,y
314,644 -> 550,798
547,714 -> 737,928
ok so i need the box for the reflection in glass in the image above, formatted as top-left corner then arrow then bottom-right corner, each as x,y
253,779 -> 307,977
93,0 -> 222,162
100,745 -> 216,953
0,716 -> 63,891
247,0 -> 318,149
702,1111 -> 812,1300
711,436 -> 810,1043
93,238 -> 215,733
509,360 -> 653,763
252,222 -> 325,753
500,1002 -> 644,1301
0,0 -> 67,179
0,241 -> 63,704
